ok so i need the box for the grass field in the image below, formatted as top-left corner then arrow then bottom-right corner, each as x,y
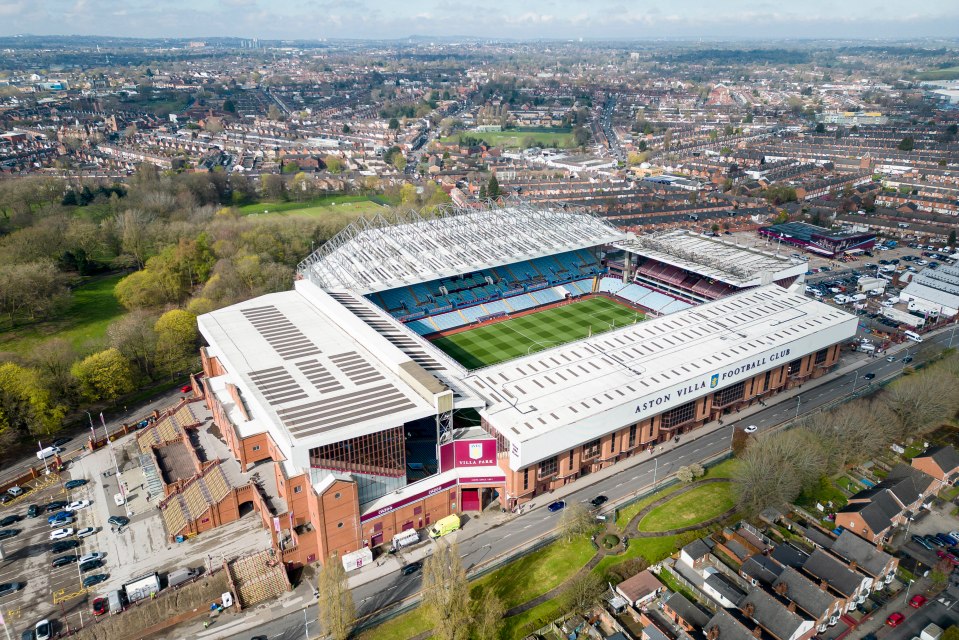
637,482 -> 735,532
430,296 -> 645,369
917,66 -> 959,81
237,194 -> 385,219
441,127 -> 575,149
0,273 -> 126,355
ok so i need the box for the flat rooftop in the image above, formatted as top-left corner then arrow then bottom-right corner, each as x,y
456,285 -> 857,468
615,230 -> 803,286
762,221 -> 873,242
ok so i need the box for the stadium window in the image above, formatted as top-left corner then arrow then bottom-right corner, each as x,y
568,451 -> 573,471
763,370 -> 771,391
582,439 -> 601,460
294,486 -> 302,494
714,381 -> 745,408
252,445 -> 261,452
814,348 -> 828,365
628,424 -> 637,448
788,359 -> 801,375
611,433 -> 617,454
523,469 -> 529,491
334,492 -> 341,499
662,401 -> 696,430
337,522 -> 343,529
539,456 -> 558,478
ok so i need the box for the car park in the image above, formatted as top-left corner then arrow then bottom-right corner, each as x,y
0,529 -> 20,540
49,528 -> 74,540
886,613 -> 905,627
0,583 -> 23,597
547,500 -> 566,512
34,620 -> 51,640
63,479 -> 87,490
50,539 -> 79,553
82,575 -> 108,588
66,500 -> 90,512
51,555 -> 78,568
107,515 -> 129,528
76,527 -> 95,539
401,561 -> 422,576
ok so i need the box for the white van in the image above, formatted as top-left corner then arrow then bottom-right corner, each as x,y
860,343 -> 876,354
36,446 -> 61,461
834,295 -> 849,304
904,330 -> 923,343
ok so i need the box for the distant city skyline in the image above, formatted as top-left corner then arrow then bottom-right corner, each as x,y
1,0 -> 958,41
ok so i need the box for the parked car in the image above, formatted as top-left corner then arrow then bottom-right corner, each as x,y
50,540 -> 79,553
107,515 -> 129,528
180,384 -> 192,393
76,527 -> 96,539
909,595 -> 928,608
48,516 -> 73,528
0,583 -> 23,597
590,495 -> 608,508
34,620 -> 51,640
0,529 -> 20,541
7,486 -> 24,497
49,528 -> 74,541
82,574 -> 108,588
912,535 -> 935,550
886,613 -> 905,627
63,480 -> 87,490
942,532 -> 959,546
934,534 -> 954,547
78,560 -> 102,573
91,597 -> 108,616
45,501 -> 67,513
21,628 -> 33,640
924,535 -> 945,547
47,511 -> 71,525
547,500 -> 566,512
26,504 -> 41,518
401,561 -> 422,576
78,552 -> 104,565
51,555 -> 78,568
66,500 -> 90,512
0,515 -> 21,527
936,550 -> 959,565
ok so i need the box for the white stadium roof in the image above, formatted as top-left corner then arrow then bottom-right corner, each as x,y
614,230 -> 804,287
297,203 -> 623,294
455,285 -> 857,469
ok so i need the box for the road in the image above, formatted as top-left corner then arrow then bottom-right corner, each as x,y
235,327 -> 959,640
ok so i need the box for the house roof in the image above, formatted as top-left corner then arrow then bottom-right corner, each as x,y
705,571 -> 747,604
839,487 -> 904,535
741,555 -> 784,587
829,530 -> 895,579
917,445 -> 959,475
802,549 -> 862,598
770,543 -> 809,569
883,464 -> 936,506
616,569 -> 664,605
682,538 -> 712,560
705,609 -> 757,640
663,591 -> 711,628
773,566 -> 839,619
740,588 -> 810,640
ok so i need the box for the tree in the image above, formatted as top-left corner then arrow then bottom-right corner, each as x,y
267,104 -> 283,121
560,570 -> 603,614
422,541 -> 471,640
734,429 -> 829,514
261,174 -> 286,201
559,503 -> 596,541
342,124 -> 351,134
317,555 -> 355,640
0,362 -> 67,437
388,117 -> 400,130
108,310 -> 158,379
154,310 -> 199,378
942,626 -> 959,640
0,260 -> 70,323
471,590 -> 505,640
573,126 -> 589,147
949,229 -> 956,247
815,122 -> 826,133
324,155 -> 344,174
898,137 -> 915,151
29,338 -> 78,404
71,348 -> 136,403
114,269 -> 169,310
881,371 -> 959,439
486,174 -> 501,200
222,99 -> 236,113
399,183 -> 418,206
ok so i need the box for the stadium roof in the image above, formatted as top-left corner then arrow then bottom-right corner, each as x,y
761,221 -> 872,242
197,284 -> 444,463
297,203 -> 623,294
456,285 -> 857,469
614,230 -> 803,286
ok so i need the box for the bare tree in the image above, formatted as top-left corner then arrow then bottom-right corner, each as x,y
422,541 -> 471,640
108,310 -> 158,379
882,372 -> 959,439
317,555 -> 355,640
471,590 -> 505,640
559,503 -> 597,542
560,570 -> 604,614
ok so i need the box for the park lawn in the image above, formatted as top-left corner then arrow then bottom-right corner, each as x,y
0,273 -> 126,355
637,482 -> 735,532
614,457 -> 739,529
917,66 -> 959,81
594,535 -> 681,581
441,128 -> 575,149
237,194 -> 385,218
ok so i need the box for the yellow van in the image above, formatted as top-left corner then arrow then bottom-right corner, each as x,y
428,514 -> 460,539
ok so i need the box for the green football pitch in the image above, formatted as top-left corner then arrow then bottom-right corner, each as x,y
430,296 -> 646,369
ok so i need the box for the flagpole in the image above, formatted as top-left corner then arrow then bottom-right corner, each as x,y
101,413 -> 128,514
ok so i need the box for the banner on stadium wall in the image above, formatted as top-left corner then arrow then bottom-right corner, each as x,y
439,438 -> 498,472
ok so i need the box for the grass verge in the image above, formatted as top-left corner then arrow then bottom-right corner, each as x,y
637,482 -> 735,532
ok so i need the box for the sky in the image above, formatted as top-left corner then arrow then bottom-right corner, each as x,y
1,0 -> 958,41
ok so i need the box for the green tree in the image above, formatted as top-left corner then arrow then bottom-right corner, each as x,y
949,230 -> 956,247
941,626 -> 959,640
388,117 -> 400,130
222,99 -> 236,113
559,503 -> 597,541
399,183 -> 418,206
154,310 -> 199,378
114,269 -> 169,310
317,555 -> 355,640
487,174 -> 501,200
422,542 -> 471,640
71,348 -> 136,403
324,155 -> 344,173
898,137 -> 915,151
815,122 -> 825,133
0,362 -> 67,436
573,126 -> 589,146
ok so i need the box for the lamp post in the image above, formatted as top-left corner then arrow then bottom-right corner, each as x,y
37,441 -> 50,475
851,370 -> 859,392
795,395 -> 802,419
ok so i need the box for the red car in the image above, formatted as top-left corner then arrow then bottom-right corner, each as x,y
936,550 -> 959,565
92,597 -> 109,616
886,612 -> 905,627
909,595 -> 927,608
180,384 -> 192,393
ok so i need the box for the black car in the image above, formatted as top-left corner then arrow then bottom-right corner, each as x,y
0,515 -> 21,527
902,356 -> 913,364
50,539 -> 80,553
925,535 -> 945,547
51,555 -> 78,568
45,501 -> 68,513
0,582 -> 22,597
590,495 -> 609,508
864,373 -> 876,380
51,437 -> 71,448
20,628 -> 33,640
82,574 -> 108,588
64,479 -> 87,490
78,560 -> 102,573
26,504 -> 41,518
401,561 -> 422,576
108,515 -> 130,528
0,529 -> 20,540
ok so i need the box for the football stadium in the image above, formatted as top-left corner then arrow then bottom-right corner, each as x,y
195,203 -> 857,565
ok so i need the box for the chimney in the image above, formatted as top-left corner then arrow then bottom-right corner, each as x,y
707,626 -> 720,640
819,580 -> 829,591
787,601 -> 797,613
849,561 -> 857,571
775,582 -> 788,596
743,603 -> 755,618
752,625 -> 762,638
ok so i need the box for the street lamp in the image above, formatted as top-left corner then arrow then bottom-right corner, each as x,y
795,395 -> 802,419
